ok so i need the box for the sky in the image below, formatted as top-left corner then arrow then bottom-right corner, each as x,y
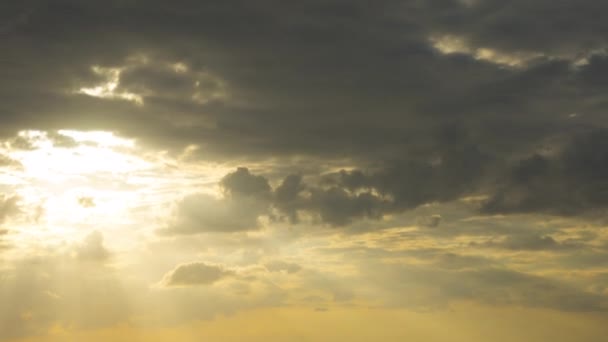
1,0 -> 608,341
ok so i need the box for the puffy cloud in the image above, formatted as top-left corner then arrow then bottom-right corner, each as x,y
76,231 -> 110,262
162,193 -> 266,234
220,167 -> 272,200
161,262 -> 232,287
162,168 -> 273,234
273,174 -> 306,223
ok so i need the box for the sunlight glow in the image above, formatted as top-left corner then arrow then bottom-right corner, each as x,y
10,131 -> 148,179
0,130 -> 230,249
429,34 -> 542,68
78,66 -> 143,105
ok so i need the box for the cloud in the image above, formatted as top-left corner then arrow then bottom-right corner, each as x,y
78,196 -> 96,208
163,193 -> 267,234
273,174 -> 306,223
76,231 -> 110,262
426,0 -> 608,61
46,130 -> 78,148
0,154 -> 21,168
265,261 -> 302,274
2,2 -> 608,226
220,167 -> 272,200
162,262 -> 232,287
417,214 -> 442,228
472,234 -> 582,252
482,129 -> 608,216
162,168 -> 274,234
0,195 -> 19,224
0,0 -> 598,163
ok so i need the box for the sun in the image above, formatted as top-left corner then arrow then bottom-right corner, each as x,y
0,130 -> 159,248
0,130 -> 231,252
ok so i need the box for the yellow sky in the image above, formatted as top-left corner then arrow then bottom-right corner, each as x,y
12,306 -> 608,342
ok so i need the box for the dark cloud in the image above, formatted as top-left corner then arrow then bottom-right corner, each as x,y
273,174 -> 306,223
220,167 -> 272,200
482,129 -> 608,216
0,229 -> 9,251
3,0 -> 608,220
427,0 -> 608,59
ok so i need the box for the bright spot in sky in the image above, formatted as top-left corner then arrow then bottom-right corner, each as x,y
429,34 -> 541,68
0,130 -> 227,251
78,65 -> 143,105
11,130 -> 147,180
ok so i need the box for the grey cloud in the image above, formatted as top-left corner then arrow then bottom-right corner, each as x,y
162,168 -> 272,234
426,0 -> 608,59
482,129 -> 608,216
473,234 -> 583,252
3,0 -> 608,220
307,187 -> 387,226
220,167 -> 272,200
46,130 -> 78,148
273,174 -> 306,223
417,214 -> 442,228
162,262 -> 231,287
270,143 -> 489,226
162,193 -> 267,234
164,149 -> 608,234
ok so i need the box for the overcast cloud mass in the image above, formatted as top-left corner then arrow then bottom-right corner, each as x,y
1,1 -> 608,341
